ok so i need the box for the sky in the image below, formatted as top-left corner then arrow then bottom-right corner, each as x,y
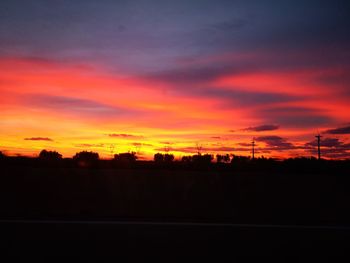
1,0 -> 350,159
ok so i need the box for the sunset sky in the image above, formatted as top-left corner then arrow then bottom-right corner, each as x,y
1,0 -> 350,159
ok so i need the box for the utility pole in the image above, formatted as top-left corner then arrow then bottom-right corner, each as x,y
252,138 -> 255,160
315,134 -> 322,160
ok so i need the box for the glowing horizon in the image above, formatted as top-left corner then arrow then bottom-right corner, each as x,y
1,1 -> 350,160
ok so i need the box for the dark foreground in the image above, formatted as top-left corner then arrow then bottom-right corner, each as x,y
1,166 -> 350,225
2,220 -> 350,260
1,164 -> 350,259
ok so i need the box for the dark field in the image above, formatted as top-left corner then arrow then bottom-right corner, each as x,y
1,165 -> 350,224
2,220 -> 350,261
1,160 -> 350,259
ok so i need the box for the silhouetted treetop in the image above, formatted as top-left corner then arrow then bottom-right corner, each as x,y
73,151 -> 99,161
154,153 -> 174,163
231,155 -> 251,164
181,154 -> 213,165
73,151 -> 99,167
192,154 -> 213,164
154,153 -> 164,163
114,152 -> 137,163
216,154 -> 231,163
39,149 -> 62,160
164,153 -> 174,162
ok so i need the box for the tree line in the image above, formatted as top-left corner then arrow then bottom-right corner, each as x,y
1,149 -> 253,165
1,149 -> 350,174
37,149 -> 246,164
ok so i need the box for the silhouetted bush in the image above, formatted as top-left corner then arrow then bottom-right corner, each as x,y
39,150 -> 62,160
73,151 -> 99,168
216,154 -> 231,163
114,152 -> 137,166
231,155 -> 251,165
154,153 -> 174,163
154,153 -> 164,163
192,154 -> 213,166
164,153 -> 174,162
180,154 -> 213,167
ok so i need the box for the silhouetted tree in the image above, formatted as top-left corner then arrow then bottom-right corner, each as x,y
154,153 -> 164,163
216,154 -> 230,163
154,153 -> 174,163
192,154 -> 213,165
164,153 -> 174,162
73,151 -> 99,167
114,152 -> 137,163
231,155 -> 251,165
39,149 -> 62,160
